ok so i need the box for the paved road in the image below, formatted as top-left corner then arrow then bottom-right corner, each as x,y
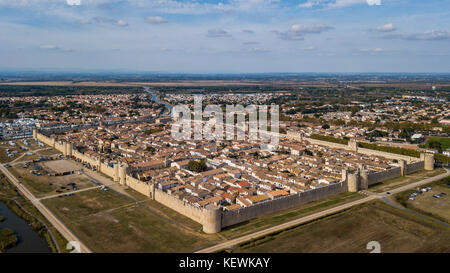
0,163 -> 92,253
196,168 -> 450,253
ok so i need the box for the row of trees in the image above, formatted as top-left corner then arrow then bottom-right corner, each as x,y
358,142 -> 421,158
310,134 -> 349,145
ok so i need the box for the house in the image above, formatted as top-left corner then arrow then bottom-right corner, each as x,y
267,190 -> 289,199
158,180 -> 179,191
246,195 -> 270,205
224,204 -> 242,211
410,133 -> 423,142
236,197 -> 252,207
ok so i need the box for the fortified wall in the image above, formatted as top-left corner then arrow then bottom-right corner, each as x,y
286,131 -> 435,192
34,130 -> 435,234
286,132 -> 420,163
221,181 -> 347,228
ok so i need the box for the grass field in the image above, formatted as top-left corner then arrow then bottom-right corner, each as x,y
395,176 -> 450,223
231,201 -> 450,253
368,168 -> 446,193
0,147 -> 24,163
220,191 -> 364,240
36,148 -> 61,156
0,139 -> 58,163
42,188 -> 223,252
426,137 -> 450,150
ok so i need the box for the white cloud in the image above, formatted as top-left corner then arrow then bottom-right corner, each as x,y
299,0 -> 380,9
206,28 -> 231,38
366,0 -> 381,6
303,46 -> 317,51
372,23 -> 396,32
66,0 -> 81,6
146,16 -> 169,24
39,44 -> 74,52
117,20 -> 128,27
275,24 -> 334,40
39,45 -> 59,50
360,47 -> 384,52
383,30 -> 450,41
94,17 -> 128,27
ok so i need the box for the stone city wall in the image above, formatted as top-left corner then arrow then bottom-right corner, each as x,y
366,167 -> 402,186
101,163 -> 115,178
153,188 -> 206,224
221,182 -> 346,228
304,138 -> 350,150
406,161 -> 425,175
357,147 -> 417,163
125,175 -> 152,197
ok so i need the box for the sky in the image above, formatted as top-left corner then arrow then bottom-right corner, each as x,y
0,0 -> 449,73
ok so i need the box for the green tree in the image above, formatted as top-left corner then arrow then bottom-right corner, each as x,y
188,160 -> 207,173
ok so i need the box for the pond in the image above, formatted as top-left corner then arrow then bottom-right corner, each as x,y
0,201 -> 52,253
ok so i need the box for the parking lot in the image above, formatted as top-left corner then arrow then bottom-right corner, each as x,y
10,159 -> 97,198
404,179 -> 450,222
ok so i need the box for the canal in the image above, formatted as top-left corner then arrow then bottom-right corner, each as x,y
0,201 -> 52,253
144,87 -> 173,116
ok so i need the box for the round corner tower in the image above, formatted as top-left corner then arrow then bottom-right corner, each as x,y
347,172 -> 360,192
119,164 -> 128,185
360,169 -> 369,190
348,139 -> 358,152
202,205 -> 222,234
421,153 -> 435,171
113,163 -> 120,182
67,143 -> 73,157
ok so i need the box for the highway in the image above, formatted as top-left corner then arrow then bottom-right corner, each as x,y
196,168 -> 450,253
0,163 -> 92,253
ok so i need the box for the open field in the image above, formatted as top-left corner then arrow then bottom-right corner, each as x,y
17,154 -> 41,162
0,81 -> 266,87
426,137 -> 450,150
2,80 -> 450,89
42,188 -> 223,252
0,139 -> 55,163
395,176 -> 450,223
123,188 -> 202,231
0,81 -> 133,87
369,168 -> 446,193
0,149 -> 26,163
220,191 -> 364,240
9,160 -> 94,198
35,148 -> 61,157
231,201 -> 450,253
40,160 -> 81,173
